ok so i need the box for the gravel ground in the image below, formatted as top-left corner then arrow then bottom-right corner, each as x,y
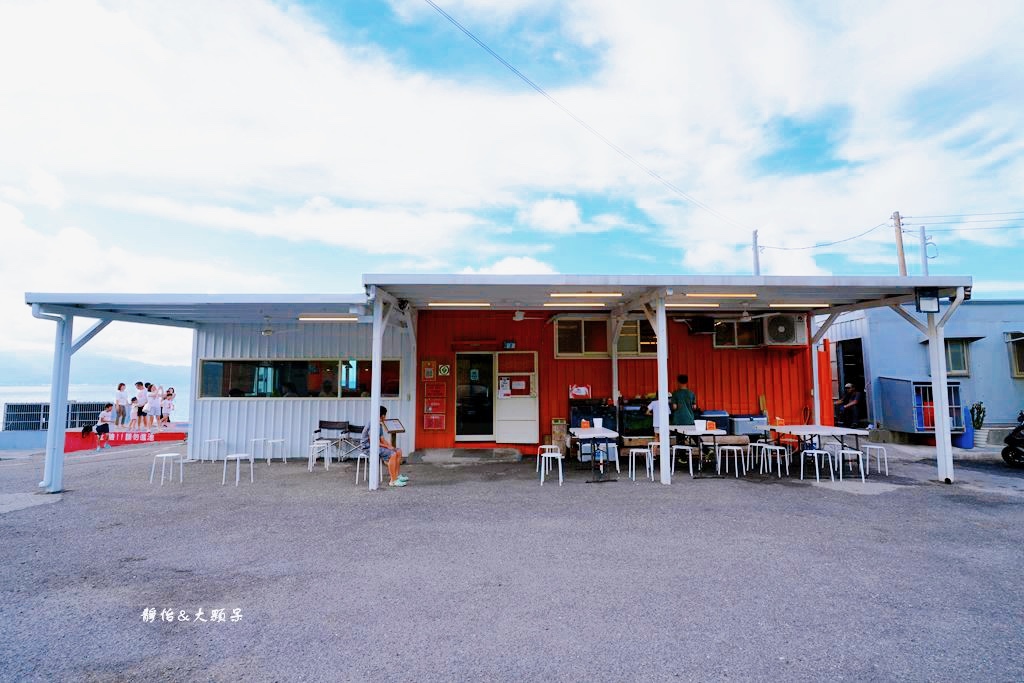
1,443 -> 1023,682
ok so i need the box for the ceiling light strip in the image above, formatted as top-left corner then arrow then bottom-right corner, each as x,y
685,293 -> 758,299
427,302 -> 492,307
298,315 -> 359,322
768,303 -> 828,308
549,292 -> 623,298
542,302 -> 607,308
665,303 -> 720,309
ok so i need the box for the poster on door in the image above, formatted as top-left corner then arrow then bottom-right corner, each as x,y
497,376 -> 511,399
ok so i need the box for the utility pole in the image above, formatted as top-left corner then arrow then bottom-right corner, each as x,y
892,211 -> 907,276
752,230 -> 760,275
919,226 -> 929,275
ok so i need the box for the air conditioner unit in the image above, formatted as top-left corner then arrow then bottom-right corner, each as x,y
763,314 -> 808,346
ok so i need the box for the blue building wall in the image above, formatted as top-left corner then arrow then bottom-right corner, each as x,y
823,300 -> 1024,426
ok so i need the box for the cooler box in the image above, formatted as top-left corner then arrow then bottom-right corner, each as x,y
700,410 -> 729,431
729,415 -> 767,436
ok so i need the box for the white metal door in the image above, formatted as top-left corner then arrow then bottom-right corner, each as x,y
494,351 -> 539,443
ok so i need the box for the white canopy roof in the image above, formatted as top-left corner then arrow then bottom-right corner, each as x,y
364,274 -> 973,316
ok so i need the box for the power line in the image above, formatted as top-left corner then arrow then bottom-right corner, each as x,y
420,0 -> 752,231
902,217 -> 1024,225
904,211 -> 1024,219
759,223 -> 889,251
917,224 -> 1024,233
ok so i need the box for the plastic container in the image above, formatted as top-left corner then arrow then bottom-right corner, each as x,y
952,421 -> 974,449
593,418 -> 603,429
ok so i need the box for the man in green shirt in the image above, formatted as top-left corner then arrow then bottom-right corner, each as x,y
670,374 -> 697,426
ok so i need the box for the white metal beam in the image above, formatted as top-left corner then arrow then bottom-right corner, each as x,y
368,295 -> 384,490
609,315 -> 626,403
655,296 -> 671,485
70,319 -> 111,355
35,304 -> 198,329
889,305 -> 929,336
926,313 -> 954,483
38,314 -> 72,493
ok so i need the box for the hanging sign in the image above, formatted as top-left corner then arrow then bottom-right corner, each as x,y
569,384 -> 592,399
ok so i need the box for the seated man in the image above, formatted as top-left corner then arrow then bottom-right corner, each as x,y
361,406 -> 408,487
835,383 -> 862,427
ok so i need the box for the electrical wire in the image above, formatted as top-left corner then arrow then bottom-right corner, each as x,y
759,223 -> 889,251
901,217 -> 1024,225
421,0 -> 752,231
904,211 -> 1024,219
914,224 -> 1024,233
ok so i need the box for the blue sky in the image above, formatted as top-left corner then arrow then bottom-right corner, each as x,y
0,0 -> 1022,378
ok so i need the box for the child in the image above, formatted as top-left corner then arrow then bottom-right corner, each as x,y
160,388 -> 175,429
127,398 -> 139,431
94,403 -> 114,450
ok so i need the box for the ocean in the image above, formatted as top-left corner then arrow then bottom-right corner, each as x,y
0,384 -> 192,422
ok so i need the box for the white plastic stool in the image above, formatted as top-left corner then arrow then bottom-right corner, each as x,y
672,445 -> 693,477
174,457 -> 196,484
150,452 -> 179,485
761,445 -> 789,478
627,448 -> 649,481
263,438 -> 286,464
717,445 -> 745,477
800,449 -> 834,482
308,440 -> 331,472
864,445 -> 888,476
202,438 -> 225,463
537,445 -> 559,474
223,453 -> 254,486
838,449 -> 866,483
250,438 -> 267,462
539,446 -> 563,486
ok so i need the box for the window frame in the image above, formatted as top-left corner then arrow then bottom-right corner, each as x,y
1009,334 -> 1024,379
198,357 -> 401,399
554,318 -> 610,358
712,320 -> 763,349
944,339 -> 970,377
616,319 -> 658,358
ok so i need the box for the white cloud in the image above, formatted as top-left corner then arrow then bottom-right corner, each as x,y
461,256 -> 558,274
0,0 -> 1019,298
0,202 -> 284,366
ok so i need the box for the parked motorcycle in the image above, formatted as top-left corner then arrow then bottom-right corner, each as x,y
1003,410 -> 1024,468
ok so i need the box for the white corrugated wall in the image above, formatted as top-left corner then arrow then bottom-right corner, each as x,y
187,322 -> 414,460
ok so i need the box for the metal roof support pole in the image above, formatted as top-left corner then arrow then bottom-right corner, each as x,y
187,328 -> 200,461
38,312 -> 73,493
401,306 -> 418,454
655,295 -> 671,485
609,315 -> 625,404
926,313 -> 953,483
368,294 -> 385,491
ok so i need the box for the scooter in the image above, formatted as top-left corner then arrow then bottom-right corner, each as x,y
1002,410 -> 1024,468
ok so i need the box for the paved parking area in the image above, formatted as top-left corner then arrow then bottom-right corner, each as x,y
2,443 -> 1023,682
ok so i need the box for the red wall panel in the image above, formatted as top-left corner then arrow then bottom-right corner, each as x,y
415,311 -> 814,450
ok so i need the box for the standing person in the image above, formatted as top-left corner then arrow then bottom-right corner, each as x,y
647,395 -> 668,429
94,403 -> 114,450
670,374 -> 698,426
114,383 -> 128,428
160,388 -> 175,428
361,406 -> 407,487
835,383 -> 862,427
134,382 -> 147,429
146,383 -> 163,429
127,398 -> 139,431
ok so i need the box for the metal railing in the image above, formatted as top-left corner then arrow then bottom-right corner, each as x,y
2,402 -> 110,431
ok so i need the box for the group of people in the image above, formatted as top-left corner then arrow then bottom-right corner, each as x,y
88,382 -> 177,450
